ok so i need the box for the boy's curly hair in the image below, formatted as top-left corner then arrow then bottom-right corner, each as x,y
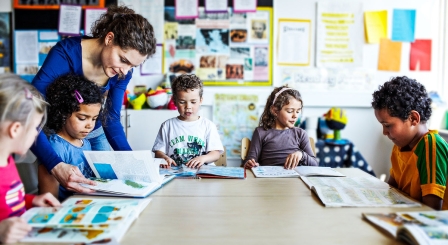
46,74 -> 103,132
171,74 -> 203,101
371,76 -> 432,122
259,86 -> 303,130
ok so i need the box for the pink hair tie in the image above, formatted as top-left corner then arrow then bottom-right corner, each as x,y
272,87 -> 292,105
74,90 -> 84,103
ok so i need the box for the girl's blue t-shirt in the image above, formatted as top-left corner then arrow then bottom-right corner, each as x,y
31,36 -> 132,171
48,134 -> 95,201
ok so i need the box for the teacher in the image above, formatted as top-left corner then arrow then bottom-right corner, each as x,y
31,5 -> 157,194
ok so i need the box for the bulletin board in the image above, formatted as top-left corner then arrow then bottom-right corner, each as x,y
273,0 -> 443,107
163,6 -> 273,86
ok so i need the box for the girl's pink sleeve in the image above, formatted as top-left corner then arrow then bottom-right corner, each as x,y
25,194 -> 35,210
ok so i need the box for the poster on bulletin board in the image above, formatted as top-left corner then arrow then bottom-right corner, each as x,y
163,6 -> 273,86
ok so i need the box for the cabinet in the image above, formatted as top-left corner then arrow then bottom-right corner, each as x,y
122,109 -> 179,150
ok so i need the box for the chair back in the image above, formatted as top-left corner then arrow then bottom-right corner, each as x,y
215,146 -> 227,166
241,137 -> 251,160
309,137 -> 316,155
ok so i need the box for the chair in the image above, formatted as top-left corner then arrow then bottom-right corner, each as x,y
240,137 -> 316,162
215,146 -> 227,166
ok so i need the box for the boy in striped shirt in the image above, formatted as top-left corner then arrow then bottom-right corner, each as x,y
372,76 -> 448,210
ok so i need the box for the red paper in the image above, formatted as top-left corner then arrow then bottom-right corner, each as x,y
410,39 -> 431,71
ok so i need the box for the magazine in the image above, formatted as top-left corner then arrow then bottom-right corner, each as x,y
82,150 -> 175,197
251,166 -> 346,178
300,175 -> 422,207
160,165 -> 246,179
21,198 -> 150,243
363,211 -> 448,245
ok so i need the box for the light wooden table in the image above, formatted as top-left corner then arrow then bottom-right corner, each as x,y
20,168 -> 432,245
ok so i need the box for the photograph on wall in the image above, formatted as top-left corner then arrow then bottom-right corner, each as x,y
247,11 -> 270,44
197,7 -> 229,28
14,0 -> 105,9
196,29 -> 229,53
0,13 -> 10,73
163,7 -> 272,86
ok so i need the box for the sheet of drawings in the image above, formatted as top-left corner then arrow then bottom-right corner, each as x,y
301,176 -> 421,207
213,93 -> 259,159
251,166 -> 300,178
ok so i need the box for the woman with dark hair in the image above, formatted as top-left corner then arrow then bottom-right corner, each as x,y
31,5 -> 157,194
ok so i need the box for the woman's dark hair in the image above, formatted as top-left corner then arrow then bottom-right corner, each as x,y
46,74 -> 103,132
91,5 -> 157,57
259,86 -> 303,130
372,76 -> 432,122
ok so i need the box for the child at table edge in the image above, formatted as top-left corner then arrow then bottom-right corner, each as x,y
0,74 -> 60,244
244,86 -> 318,169
152,74 -> 224,169
372,76 -> 448,210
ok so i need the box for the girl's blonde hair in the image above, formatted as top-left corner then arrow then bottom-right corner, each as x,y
259,86 -> 303,130
0,74 -> 48,131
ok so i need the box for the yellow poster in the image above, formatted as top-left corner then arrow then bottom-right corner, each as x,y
364,11 -> 387,43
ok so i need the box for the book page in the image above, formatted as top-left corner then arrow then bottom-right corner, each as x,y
364,211 -> 448,244
83,150 -> 161,183
251,166 -> 300,178
21,198 -> 150,243
302,176 -> 420,207
196,166 -> 245,179
295,166 -> 345,177
81,179 -> 161,197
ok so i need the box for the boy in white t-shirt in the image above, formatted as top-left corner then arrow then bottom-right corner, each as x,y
152,74 -> 224,168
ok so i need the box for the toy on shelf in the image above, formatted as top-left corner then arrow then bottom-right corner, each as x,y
147,86 -> 168,109
324,107 -> 349,145
128,93 -> 146,110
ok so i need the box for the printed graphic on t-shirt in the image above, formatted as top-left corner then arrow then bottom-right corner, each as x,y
5,180 -> 26,217
169,135 -> 206,165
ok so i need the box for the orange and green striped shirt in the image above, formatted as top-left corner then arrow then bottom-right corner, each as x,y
390,130 -> 448,209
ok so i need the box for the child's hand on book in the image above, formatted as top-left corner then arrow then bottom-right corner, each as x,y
0,217 -> 32,244
160,157 -> 176,169
284,151 -> 302,170
244,159 -> 259,169
32,192 -> 61,207
185,156 -> 207,168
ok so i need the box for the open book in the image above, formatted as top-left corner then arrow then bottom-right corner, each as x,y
160,165 -> 246,179
300,175 -> 422,208
21,197 -> 150,243
363,211 -> 448,245
81,150 -> 175,197
251,166 -> 345,178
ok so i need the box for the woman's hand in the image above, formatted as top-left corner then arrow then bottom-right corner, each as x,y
50,163 -> 96,193
244,159 -> 259,169
32,192 -> 61,207
284,151 -> 303,169
0,217 -> 32,244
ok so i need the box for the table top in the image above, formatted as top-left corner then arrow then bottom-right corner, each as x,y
20,168 -> 432,245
